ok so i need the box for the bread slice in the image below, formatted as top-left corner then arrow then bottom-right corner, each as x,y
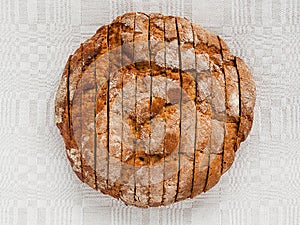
175,17 -> 196,202
161,16 -> 181,206
148,13 -> 165,207
55,56 -> 84,180
133,12 -> 151,207
235,57 -> 256,149
68,46 -> 83,181
223,122 -> 238,173
118,12 -> 136,206
81,39 -> 97,189
107,17 -> 124,199
95,25 -> 110,191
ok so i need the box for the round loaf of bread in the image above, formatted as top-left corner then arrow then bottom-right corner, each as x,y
55,12 -> 256,207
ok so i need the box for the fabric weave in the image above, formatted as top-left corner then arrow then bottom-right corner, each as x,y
0,0 -> 299,224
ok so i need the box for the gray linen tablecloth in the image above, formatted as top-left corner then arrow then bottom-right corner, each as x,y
0,0 -> 299,224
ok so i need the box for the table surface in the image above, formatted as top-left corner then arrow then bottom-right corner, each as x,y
1,0 -> 300,224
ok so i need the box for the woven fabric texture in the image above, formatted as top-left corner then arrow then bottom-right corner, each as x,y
0,0 -> 299,224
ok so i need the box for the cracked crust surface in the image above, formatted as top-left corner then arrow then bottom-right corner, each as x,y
55,12 -> 256,207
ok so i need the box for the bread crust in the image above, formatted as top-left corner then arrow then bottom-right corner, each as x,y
235,57 -> 256,148
148,13 -> 165,207
161,15 -> 180,206
55,12 -> 256,207
176,16 -> 195,202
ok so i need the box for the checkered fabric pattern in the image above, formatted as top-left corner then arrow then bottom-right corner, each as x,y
0,0 -> 299,224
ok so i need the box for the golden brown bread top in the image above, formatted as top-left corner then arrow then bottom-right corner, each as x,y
55,12 -> 256,207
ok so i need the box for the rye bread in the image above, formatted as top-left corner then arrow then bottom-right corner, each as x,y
55,12 -> 256,207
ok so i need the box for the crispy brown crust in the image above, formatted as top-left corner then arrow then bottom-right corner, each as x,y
148,13 -> 165,207
235,57 -> 256,148
204,154 -> 222,191
95,25 -> 109,192
176,17 -> 195,202
68,46 -> 83,181
55,56 -> 84,180
81,40 -> 97,189
55,12 -> 256,208
190,151 -> 209,198
118,12 -> 136,206
133,12 -> 151,208
222,123 -> 238,174
201,34 -> 225,194
107,15 -> 123,200
218,35 -> 239,174
162,15 -> 180,206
